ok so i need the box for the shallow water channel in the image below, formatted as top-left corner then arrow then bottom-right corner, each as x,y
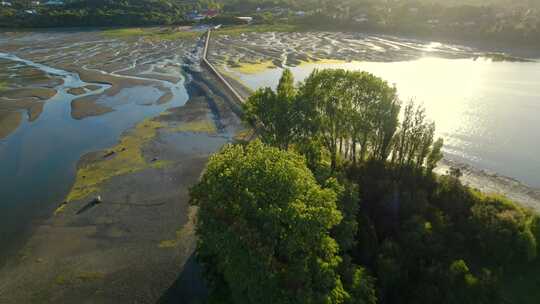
0,53 -> 189,255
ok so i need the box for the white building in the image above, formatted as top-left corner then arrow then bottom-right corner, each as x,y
44,0 -> 64,5
355,17 -> 369,23
236,17 -> 253,23
1,1 -> 12,6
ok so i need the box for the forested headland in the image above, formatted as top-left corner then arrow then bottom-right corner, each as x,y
190,69 -> 540,304
2,0 -> 540,49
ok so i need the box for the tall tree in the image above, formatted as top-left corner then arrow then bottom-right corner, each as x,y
243,69 -> 298,149
298,69 -> 353,170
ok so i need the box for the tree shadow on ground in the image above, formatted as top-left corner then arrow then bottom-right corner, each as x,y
157,253 -> 208,304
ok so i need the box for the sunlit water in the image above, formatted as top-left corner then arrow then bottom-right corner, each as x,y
227,57 -> 540,188
0,54 -> 189,256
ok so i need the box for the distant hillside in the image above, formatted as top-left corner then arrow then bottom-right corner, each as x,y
0,0 -> 201,27
413,0 -> 539,8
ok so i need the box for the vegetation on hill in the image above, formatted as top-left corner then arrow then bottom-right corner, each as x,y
2,0 -> 539,48
0,0 -> 196,27
191,69 -> 540,303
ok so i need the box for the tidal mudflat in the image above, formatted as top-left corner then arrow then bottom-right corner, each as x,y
0,28 -> 243,303
207,31 -> 540,210
0,29 -> 194,248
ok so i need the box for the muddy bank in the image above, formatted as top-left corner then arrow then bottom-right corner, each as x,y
67,87 -> 86,95
436,159 -> 540,213
0,98 -> 46,137
0,111 -> 22,139
71,97 -> 114,120
0,59 -> 62,137
72,67 -> 163,97
207,31 -> 531,74
0,66 -> 243,303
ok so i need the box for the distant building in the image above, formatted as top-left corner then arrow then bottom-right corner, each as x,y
236,17 -> 253,24
1,1 -> 12,6
203,9 -> 219,19
355,13 -> 369,23
44,0 -> 64,5
30,1 -> 40,5
355,17 -> 369,23
295,11 -> 306,17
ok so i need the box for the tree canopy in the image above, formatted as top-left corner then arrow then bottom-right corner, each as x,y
191,140 -> 357,304
193,68 -> 540,304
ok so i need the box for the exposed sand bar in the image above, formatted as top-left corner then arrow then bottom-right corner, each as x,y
71,97 -> 114,120
0,111 -> 22,139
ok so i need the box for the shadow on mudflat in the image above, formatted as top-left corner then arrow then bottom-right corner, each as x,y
157,253 -> 207,304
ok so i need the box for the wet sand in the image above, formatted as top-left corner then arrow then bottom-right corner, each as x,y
0,67 -> 243,304
0,111 -> 22,139
208,31 -> 530,73
0,61 -> 61,137
71,97 -> 114,120
67,87 -> 86,96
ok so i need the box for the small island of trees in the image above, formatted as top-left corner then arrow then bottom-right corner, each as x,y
190,69 -> 540,304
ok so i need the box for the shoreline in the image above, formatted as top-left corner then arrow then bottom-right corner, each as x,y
435,159 -> 540,212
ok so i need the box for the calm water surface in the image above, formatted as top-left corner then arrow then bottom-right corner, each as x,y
228,57 -> 540,188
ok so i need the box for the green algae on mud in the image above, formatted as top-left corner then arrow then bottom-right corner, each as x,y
64,118 -> 170,204
102,27 -> 199,41
63,110 -> 219,206
213,24 -> 301,37
170,120 -> 217,134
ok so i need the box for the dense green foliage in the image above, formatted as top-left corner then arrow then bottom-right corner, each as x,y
0,0 -> 198,27
191,141 -> 364,303
245,69 -> 434,171
193,68 -> 540,303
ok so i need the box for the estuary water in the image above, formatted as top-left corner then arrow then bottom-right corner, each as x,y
227,57 -> 540,188
0,53 -> 190,256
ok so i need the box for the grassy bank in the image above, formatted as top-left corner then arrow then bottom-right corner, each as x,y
102,27 -> 200,40
213,24 -> 302,37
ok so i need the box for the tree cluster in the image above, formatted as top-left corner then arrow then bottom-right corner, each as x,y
245,68 -> 442,172
191,69 -> 540,304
